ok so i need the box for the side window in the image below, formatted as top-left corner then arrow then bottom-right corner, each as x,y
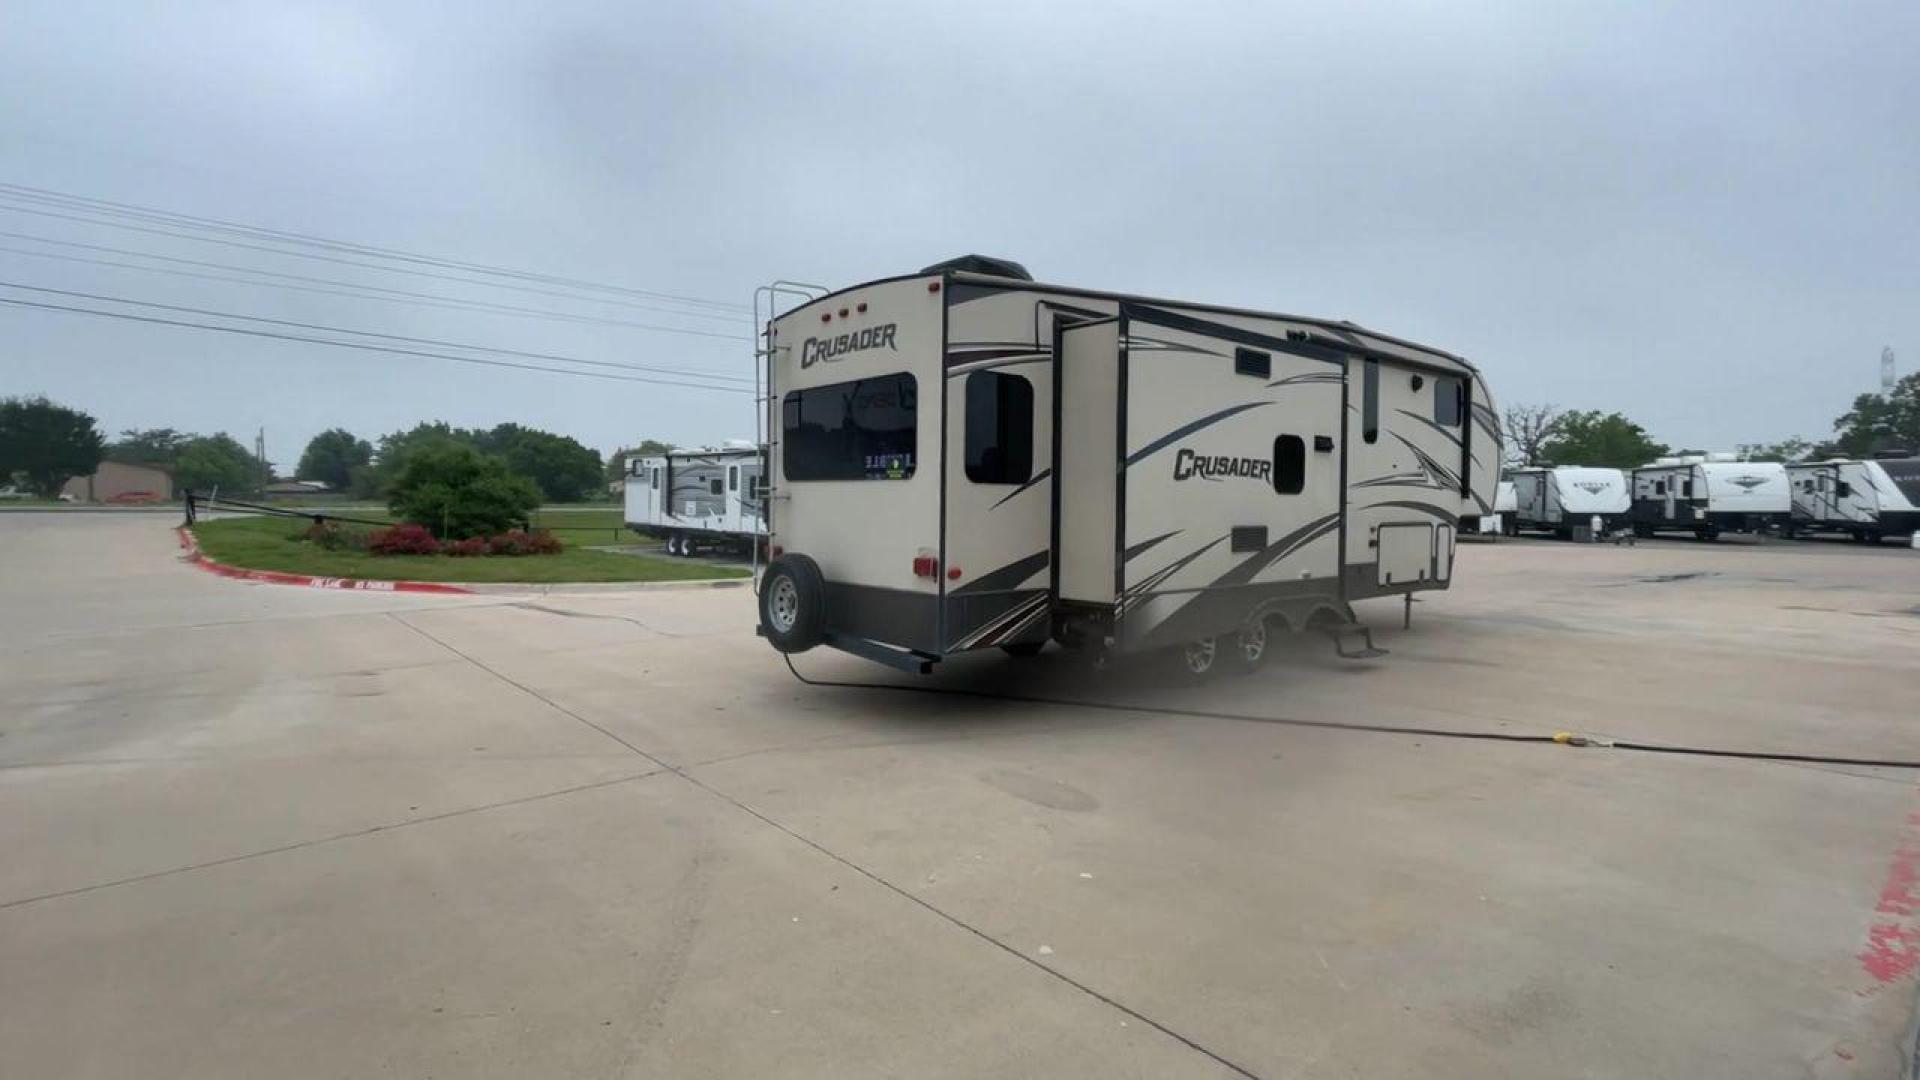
651,467 -> 660,487
1654,480 -> 1666,495
1272,435 -> 1306,494
1681,479 -> 1694,498
782,373 -> 918,481
1234,347 -> 1271,379
709,477 -> 723,496
963,370 -> 1034,484
1433,375 -> 1464,426
728,465 -> 738,492
1837,480 -> 1852,498
1361,359 -> 1379,444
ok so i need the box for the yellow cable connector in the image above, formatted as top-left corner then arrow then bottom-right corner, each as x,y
1553,732 -> 1591,747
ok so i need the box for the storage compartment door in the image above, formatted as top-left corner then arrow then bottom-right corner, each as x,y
1054,318 -> 1122,607
1377,523 -> 1435,587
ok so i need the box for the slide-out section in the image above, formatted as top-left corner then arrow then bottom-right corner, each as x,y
1052,318 -> 1121,609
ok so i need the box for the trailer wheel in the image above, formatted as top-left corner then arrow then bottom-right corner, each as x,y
1695,525 -> 1721,542
759,554 -> 827,653
1228,620 -> 1269,673
663,533 -> 680,556
1000,641 -> 1046,659
1174,637 -> 1220,681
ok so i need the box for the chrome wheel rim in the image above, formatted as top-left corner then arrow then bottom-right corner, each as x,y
1239,623 -> 1266,664
1182,637 -> 1217,674
768,576 -> 800,634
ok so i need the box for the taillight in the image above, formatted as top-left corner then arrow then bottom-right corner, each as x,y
911,555 -> 938,578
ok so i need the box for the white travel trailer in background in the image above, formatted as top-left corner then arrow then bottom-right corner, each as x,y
1473,480 -> 1517,537
1629,455 -> 1789,540
624,444 -> 766,556
753,257 -> 1500,676
1505,467 -> 1630,537
1787,456 -> 1920,542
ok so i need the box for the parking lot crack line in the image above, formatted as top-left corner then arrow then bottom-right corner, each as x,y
388,613 -> 1265,1079
0,767 -> 668,913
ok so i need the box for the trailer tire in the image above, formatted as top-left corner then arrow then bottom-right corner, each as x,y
1000,641 -> 1046,659
664,533 -> 681,556
1228,620 -> 1270,673
760,554 -> 827,654
1171,637 -> 1220,681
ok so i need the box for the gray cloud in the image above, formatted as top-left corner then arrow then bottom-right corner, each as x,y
3,0 -> 1914,467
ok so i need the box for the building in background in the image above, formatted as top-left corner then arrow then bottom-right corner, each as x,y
61,460 -> 174,503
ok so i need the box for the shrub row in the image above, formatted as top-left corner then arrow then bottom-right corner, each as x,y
295,520 -> 562,557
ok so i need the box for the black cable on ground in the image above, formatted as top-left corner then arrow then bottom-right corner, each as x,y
783,655 -> 1920,771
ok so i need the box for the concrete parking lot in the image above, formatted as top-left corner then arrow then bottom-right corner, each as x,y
3,514 -> 1918,1078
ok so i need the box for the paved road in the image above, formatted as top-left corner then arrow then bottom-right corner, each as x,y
3,515 -> 1919,1078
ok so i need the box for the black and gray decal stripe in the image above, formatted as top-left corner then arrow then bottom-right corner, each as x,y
1393,407 -> 1464,448
1122,534 -> 1228,602
1267,372 -> 1344,388
953,592 -> 1051,649
951,550 -> 1051,595
1125,335 -> 1229,357
989,468 -> 1051,509
1123,402 -> 1271,468
1207,513 -> 1340,588
1365,500 -> 1461,526
945,347 -> 1049,369
1351,470 -> 1437,490
1124,529 -> 1182,563
1392,433 -> 1463,491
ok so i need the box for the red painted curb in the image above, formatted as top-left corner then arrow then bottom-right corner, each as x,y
176,526 -> 474,595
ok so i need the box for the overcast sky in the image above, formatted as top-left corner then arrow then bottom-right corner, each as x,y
3,1 -> 1915,468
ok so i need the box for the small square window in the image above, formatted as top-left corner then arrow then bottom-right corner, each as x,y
1654,480 -> 1666,495
1272,435 -> 1306,494
1234,348 -> 1271,379
709,478 -> 723,496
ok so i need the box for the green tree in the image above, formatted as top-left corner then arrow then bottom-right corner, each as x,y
295,428 -> 373,489
0,396 -> 106,497
363,422 -> 474,496
607,439 -> 673,483
174,433 -> 263,494
1538,410 -> 1669,469
388,443 -> 541,539
1832,373 -> 1920,456
109,427 -> 190,466
1736,437 -> 1814,463
480,423 -> 602,502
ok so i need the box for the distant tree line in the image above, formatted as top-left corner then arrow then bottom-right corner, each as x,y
0,395 -> 670,505
1500,377 -> 1920,470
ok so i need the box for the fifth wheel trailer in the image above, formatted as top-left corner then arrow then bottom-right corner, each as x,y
1629,456 -> 1789,540
753,257 -> 1500,676
1506,467 -> 1630,537
624,445 -> 765,556
1787,456 -> 1920,542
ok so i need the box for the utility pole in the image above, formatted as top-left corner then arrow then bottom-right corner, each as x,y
256,427 -> 269,494
1885,347 -> 1897,394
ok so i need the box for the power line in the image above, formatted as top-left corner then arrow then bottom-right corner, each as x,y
0,279 -> 754,385
0,231 -> 752,341
0,295 -> 753,394
0,181 -> 750,314
0,201 -> 751,323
